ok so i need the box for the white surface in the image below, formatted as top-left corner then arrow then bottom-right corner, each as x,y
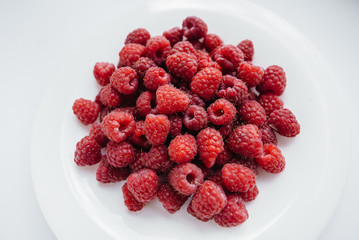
0,0 -> 358,239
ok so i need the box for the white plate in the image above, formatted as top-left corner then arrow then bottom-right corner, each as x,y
30,1 -> 350,239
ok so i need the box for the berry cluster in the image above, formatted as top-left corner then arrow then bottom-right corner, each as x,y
72,16 -> 300,228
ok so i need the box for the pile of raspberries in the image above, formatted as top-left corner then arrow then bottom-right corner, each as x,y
72,16 -> 300,227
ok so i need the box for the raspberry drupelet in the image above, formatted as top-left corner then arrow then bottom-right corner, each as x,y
101,111 -> 136,143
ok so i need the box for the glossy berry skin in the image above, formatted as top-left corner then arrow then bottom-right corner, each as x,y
72,98 -> 100,125
222,163 -> 256,192
136,91 -> 156,117
204,33 -> 223,53
146,36 -> 171,65
182,16 -> 208,40
217,75 -> 248,106
163,26 -> 183,46
257,93 -> 284,117
168,134 -> 197,164
125,28 -> 151,46
240,185 -> 259,202
122,183 -> 144,212
89,122 -> 109,147
157,183 -> 189,214
96,156 -> 131,183
207,98 -> 236,125
93,62 -> 115,86
106,141 -> 136,168
256,65 -> 287,96
256,143 -> 285,173
212,45 -> 244,73
237,62 -> 264,88
190,67 -> 222,102
143,67 -> 171,91
156,84 -> 190,115
127,168 -> 159,204
239,100 -> 267,127
119,43 -> 147,67
237,39 -> 254,61
101,111 -> 136,142
143,114 -> 170,145
74,136 -> 102,166
166,52 -> 198,81
268,108 -> 300,137
214,195 -> 249,227
183,105 -> 208,131
99,84 -> 121,108
110,67 -> 138,95
197,127 -> 224,168
144,145 -> 173,173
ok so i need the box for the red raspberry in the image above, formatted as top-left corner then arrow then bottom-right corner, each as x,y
256,143 -> 286,173
125,28 -> 151,46
190,67 -> 222,102
257,93 -> 284,117
237,62 -> 264,88
214,194 -> 248,227
196,51 -> 222,71
143,67 -> 171,91
169,41 -> 197,56
101,111 -> 136,142
128,121 -> 151,149
197,127 -> 224,168
132,57 -> 157,80
106,141 -> 136,168
204,33 -> 223,53
212,45 -> 244,73
183,105 -> 208,131
99,106 -> 112,123
127,168 -> 159,203
93,62 -> 115,86
240,185 -> 259,202
215,147 -> 233,167
168,134 -> 197,164
143,145 -> 172,173
227,124 -> 263,158
187,201 -> 213,222
185,91 -> 205,108
237,39 -> 254,62
99,84 -> 121,108
169,163 -> 204,196
268,108 -> 300,137
239,100 -> 266,127
110,67 -> 138,95
166,52 -> 198,81
94,90 -> 103,106
207,99 -> 236,125
260,124 -> 278,145
156,84 -> 190,114
232,156 -> 259,175
136,91 -> 156,117
157,183 -> 189,214
163,26 -> 183,46
218,121 -> 235,139
169,115 -> 182,137
89,122 -> 108,147
96,155 -> 131,183
222,163 -> 256,192
182,16 -> 208,40
256,65 -> 287,95
143,114 -> 170,145
217,75 -> 248,106
72,98 -> 100,125
119,43 -> 147,67
189,38 -> 204,50
74,135 -> 101,166
114,107 -> 138,119
205,169 -> 223,186
146,36 -> 171,65
129,152 -> 147,173
122,183 -> 144,212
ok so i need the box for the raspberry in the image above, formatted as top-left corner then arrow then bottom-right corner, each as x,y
106,141 -> 136,168
74,136 -> 101,166
214,195 -> 248,227
96,155 -> 131,183
196,51 -> 222,71
132,57 -> 157,80
217,75 -> 248,106
183,105 -> 208,131
268,108 -> 300,137
99,106 -> 112,123
89,122 -> 108,147
197,127 -> 224,168
204,33 -> 223,53
166,52 -> 198,81
72,98 -> 100,125
93,62 -> 115,86
218,121 -> 235,139
240,185 -> 259,202
146,36 -> 171,65
157,183 -> 189,214
232,156 -> 259,175
110,67 -> 138,95
187,201 -> 213,222
168,115 -> 182,137
143,67 -> 171,91
129,121 -> 151,149
169,41 -> 197,56
222,163 -> 256,192
207,98 -> 236,125
237,39 -> 254,62
114,107 -> 138,119
125,28 -> 151,46
169,163 -> 204,196
215,147 -> 233,167
168,134 -> 197,164
127,168 -> 159,203
136,91 -> 156,117
143,145 -> 172,173
237,62 -> 264,88
260,124 -> 278,145
205,169 -> 223,186
256,65 -> 287,96
129,152 -> 147,173
239,100 -> 266,127
143,114 -> 170,145
156,84 -> 190,114
99,84 -> 121,108
227,124 -> 263,158
256,143 -> 286,173
189,38 -> 204,50
163,26 -> 183,46
94,91 -> 103,106
182,16 -> 208,40
190,67 -> 222,102
119,43 -> 147,67
212,45 -> 244,73
185,91 -> 205,108
122,183 -> 144,212
101,111 -> 136,142
257,93 -> 284,117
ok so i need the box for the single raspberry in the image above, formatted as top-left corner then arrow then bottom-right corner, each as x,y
106,141 -> 136,168
196,51 -> 222,71
132,57 -> 157,80
169,163 -> 204,196
110,67 -> 138,95
256,65 -> 287,95
72,98 -> 100,125
168,134 -> 197,164
204,33 -> 223,53
227,124 -> 263,158
183,105 -> 208,131
93,62 -> 115,86
207,99 -> 236,125
257,93 -> 284,117
101,111 -> 136,142
185,91 -> 205,108
256,143 -> 286,173
212,45 -> 244,73
232,156 -> 259,175
156,84 -> 190,114
237,39 -> 254,61
143,114 -> 170,145
122,183 -> 144,212
239,100 -> 266,127
143,145 -> 172,173
127,168 -> 159,203
125,28 -> 151,46
157,183 -> 189,214
182,16 -> 208,40
163,26 -> 183,46
129,152 -> 147,173
99,84 -> 121,108
96,155 -> 131,183
237,62 -> 264,88
189,38 -> 204,50
89,122 -> 108,147
169,41 -> 197,56
119,43 -> 147,67
222,163 -> 256,192
190,67 -> 222,102
74,136 -> 101,166
214,194 -> 248,227
187,201 -> 213,222
146,36 -> 171,65
143,67 -> 171,91
166,52 -> 198,81
197,128 -> 224,168
268,108 -> 300,137
169,115 -> 183,137
217,75 -> 248,106
260,124 -> 278,145
215,147 -> 233,167
136,91 -> 156,117
240,185 -> 259,202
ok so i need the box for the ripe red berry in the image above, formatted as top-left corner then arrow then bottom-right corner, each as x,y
185,90 -> 206,108
106,141 -> 136,168
214,195 -> 249,227
125,28 -> 151,46
110,67 -> 138,95
207,98 -> 236,125
182,16 -> 208,40
89,122 -> 108,147
190,67 -> 222,102
196,51 -> 222,71
215,147 -> 233,167
143,67 -> 171,91
260,124 -> 278,145
237,62 -> 264,88
136,91 -> 156,117
204,33 -> 223,53
156,84 -> 190,115
146,36 -> 171,65
127,168 -> 159,204
157,183 -> 189,214
183,105 -> 208,131
168,115 -> 183,137
96,155 -> 131,183
197,127 -> 224,168
101,111 -> 136,142
99,84 -> 121,108
93,62 -> 115,86
256,143 -> 286,173
143,114 -> 170,145
122,183 -> 144,212
129,152 -> 147,173
240,185 -> 259,202
74,136 -> 102,166
163,26 -> 183,46
169,41 -> 197,56
239,100 -> 266,127
217,75 -> 248,106
166,52 -> 198,81
168,134 -> 197,164
132,57 -> 157,80
187,201 -> 213,222
257,93 -> 284,117
222,163 -> 256,192
268,108 -> 300,137
119,43 -> 147,67
143,145 -> 172,173
256,65 -> 287,96
232,156 -> 260,176
237,39 -> 254,61
72,98 -> 100,125
212,45 -> 244,73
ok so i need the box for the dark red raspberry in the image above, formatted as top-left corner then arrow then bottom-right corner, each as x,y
166,52 -> 198,81
183,105 -> 208,131
214,194 -> 248,227
127,168 -> 159,203
99,84 -> 121,108
119,43 -> 147,67
196,51 -> 222,71
143,145 -> 172,173
237,62 -> 264,88
99,106 -> 112,123
237,39 -> 254,62
257,93 -> 284,117
239,100 -> 266,127
74,136 -> 101,166
182,16 -> 208,40
119,91 -> 139,107
218,121 -> 235,139
146,36 -> 171,65
89,122 -> 108,147
129,152 -> 147,173
168,134 -> 197,164
207,99 -> 236,125
187,201 -> 213,222
110,67 -> 138,95
156,84 -> 190,114
212,45 -> 244,73
106,141 -> 136,168
132,57 -> 157,80
72,98 -> 100,125
122,182 -> 144,212
101,111 -> 136,142
157,183 -> 189,214
94,91 -> 103,106
222,163 -> 256,192
169,41 -> 197,56
189,38 -> 204,50
144,114 -> 170,145
204,33 -> 223,53
125,28 -> 151,46
215,147 -> 233,167
217,75 -> 248,106
197,127 -> 224,168
232,156 -> 259,175
185,91 -> 205,108
256,65 -> 286,96
93,62 -> 115,86
143,67 -> 171,91
227,124 -> 263,158
136,91 -> 156,117
240,185 -> 259,202
260,124 -> 278,145
256,143 -> 286,173
169,163 -> 204,196
163,26 -> 183,46
168,115 -> 182,137
205,169 -> 223,186
190,67 -> 222,102
96,155 -> 131,183
268,108 -> 300,137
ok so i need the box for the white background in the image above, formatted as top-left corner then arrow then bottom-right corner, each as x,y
0,0 -> 358,239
